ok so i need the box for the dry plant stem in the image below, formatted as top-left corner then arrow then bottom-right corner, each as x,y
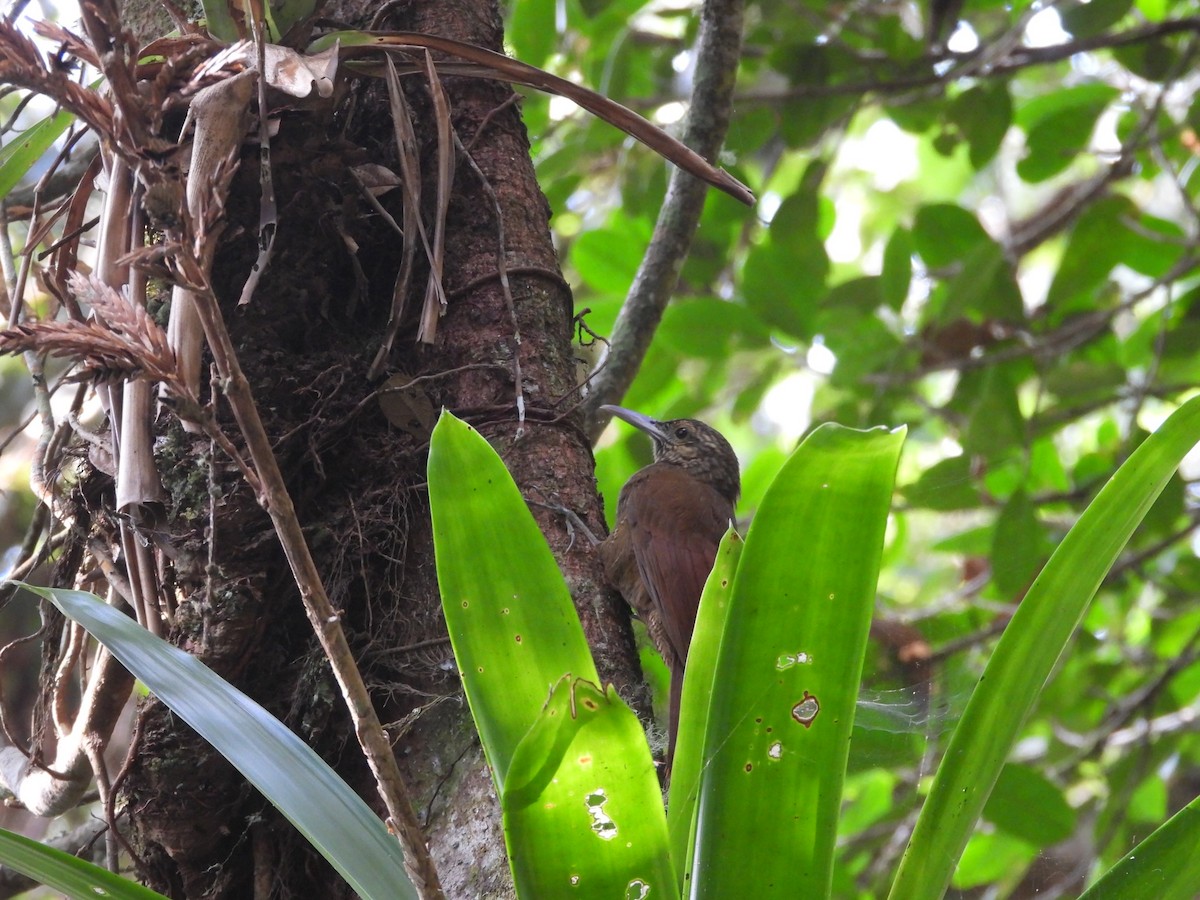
235,15 -> 278,309
184,276 -> 443,898
416,50 -> 453,345
81,738 -> 118,872
367,56 -> 427,378
167,70 -> 255,406
581,0 -> 748,437
0,643 -> 133,816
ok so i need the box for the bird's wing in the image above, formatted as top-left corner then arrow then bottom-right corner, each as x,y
623,465 -> 734,668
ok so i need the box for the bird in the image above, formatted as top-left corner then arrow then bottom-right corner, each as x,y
598,405 -> 740,769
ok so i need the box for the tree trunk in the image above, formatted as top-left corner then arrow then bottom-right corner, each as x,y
118,1 -> 645,896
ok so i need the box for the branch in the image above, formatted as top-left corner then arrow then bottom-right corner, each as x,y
580,0 -> 747,437
734,16 -> 1200,104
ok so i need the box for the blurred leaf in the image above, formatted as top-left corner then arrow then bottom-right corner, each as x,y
903,455 -> 980,510
507,0 -> 557,66
982,764 -> 1076,846
991,490 -> 1047,597
17,585 -> 415,900
1017,85 -> 1118,182
943,240 -> 1024,322
1060,0 -> 1133,36
0,107 -> 74,201
570,220 -> 651,295
0,825 -> 167,900
913,204 -> 989,268
948,81 -> 1013,169
657,298 -> 769,359
881,228 -> 913,310
961,366 -> 1025,463
953,830 -> 1038,889
1114,38 -> 1180,81
1045,196 -> 1136,314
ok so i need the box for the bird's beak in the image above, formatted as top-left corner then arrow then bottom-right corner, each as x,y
600,405 -> 669,442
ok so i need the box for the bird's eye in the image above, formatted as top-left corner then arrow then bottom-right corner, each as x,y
675,426 -> 690,439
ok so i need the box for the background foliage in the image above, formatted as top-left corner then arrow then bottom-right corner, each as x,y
511,0 -> 1200,895
1,0 -> 1199,896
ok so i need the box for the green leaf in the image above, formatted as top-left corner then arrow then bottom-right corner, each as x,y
0,107 -> 75,201
200,0 -> 243,41
688,424 -> 906,898
667,529 -> 743,890
657,298 -> 769,359
1078,794 -> 1200,900
1060,0 -> 1133,37
506,0 -> 558,67
14,585 -> 414,900
1045,196 -> 1135,314
0,825 -> 168,900
943,239 -> 1023,321
502,677 -> 673,899
903,455 -> 980,511
1017,86 -> 1118,183
888,395 -> 1200,900
913,204 -> 988,268
741,236 -> 822,338
428,411 -> 600,792
948,81 -> 1013,170
982,764 -> 1076,846
990,491 -> 1046,597
880,228 -> 913,310
570,222 -> 650,295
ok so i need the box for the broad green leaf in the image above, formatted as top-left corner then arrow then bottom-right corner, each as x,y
1078,794 -> 1200,900
1045,196 -> 1134,313
0,825 -> 168,900
428,411 -> 600,791
888,395 -> 1200,900
0,108 -> 74,201
667,528 -> 743,890
15,585 -> 415,900
902,455 -> 980,511
1017,87 -> 1117,182
913,204 -> 988,268
502,677 -> 673,899
689,424 -> 906,899
982,764 -> 1076,846
990,491 -> 1046,597
948,81 -> 1013,169
880,227 -> 913,310
741,236 -> 822,338
506,0 -> 558,66
200,0 -> 243,41
270,0 -> 320,38
657,298 -> 770,360
570,224 -> 650,295
1060,0 -> 1133,37
943,239 -> 1023,321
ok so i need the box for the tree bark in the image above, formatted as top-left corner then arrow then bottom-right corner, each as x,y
117,1 -> 645,896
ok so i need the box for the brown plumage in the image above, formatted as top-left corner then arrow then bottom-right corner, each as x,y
599,405 -> 740,768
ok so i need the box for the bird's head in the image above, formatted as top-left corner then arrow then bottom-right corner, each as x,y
601,405 -> 740,503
